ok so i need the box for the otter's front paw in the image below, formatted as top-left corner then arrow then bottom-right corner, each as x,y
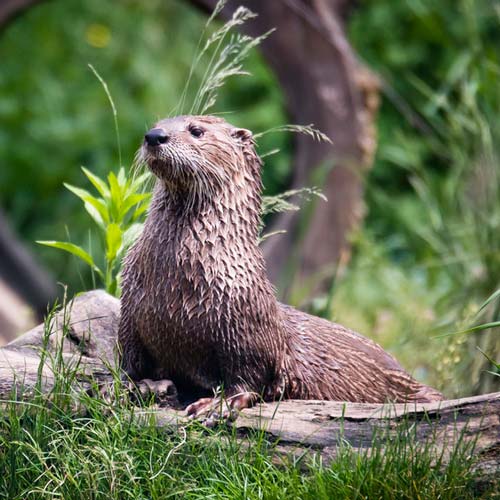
128,378 -> 178,407
186,392 -> 256,427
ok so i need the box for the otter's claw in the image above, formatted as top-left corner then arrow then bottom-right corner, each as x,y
186,392 -> 256,427
129,378 -> 178,407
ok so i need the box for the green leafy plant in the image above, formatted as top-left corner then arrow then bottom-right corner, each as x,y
358,4 -> 500,395
38,167 -> 149,296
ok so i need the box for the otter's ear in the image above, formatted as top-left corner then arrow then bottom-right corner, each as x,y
231,128 -> 253,143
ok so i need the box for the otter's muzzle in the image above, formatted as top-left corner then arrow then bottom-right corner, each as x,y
145,128 -> 169,147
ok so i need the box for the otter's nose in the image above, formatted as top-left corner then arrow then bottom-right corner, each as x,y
145,128 -> 169,147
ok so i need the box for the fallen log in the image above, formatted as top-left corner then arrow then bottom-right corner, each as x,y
0,290 -> 119,397
0,290 -> 498,486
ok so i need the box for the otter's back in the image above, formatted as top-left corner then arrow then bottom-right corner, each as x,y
280,303 -> 443,403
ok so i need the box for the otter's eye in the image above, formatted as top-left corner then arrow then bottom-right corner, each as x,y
189,126 -> 204,138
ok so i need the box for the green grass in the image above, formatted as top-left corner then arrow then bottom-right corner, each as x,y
0,396 -> 489,500
0,306 -> 494,500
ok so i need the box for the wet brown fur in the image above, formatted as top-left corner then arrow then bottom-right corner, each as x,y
119,115 -> 442,405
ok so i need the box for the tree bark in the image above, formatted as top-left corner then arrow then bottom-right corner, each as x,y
190,0 -> 379,293
0,0 -> 45,28
178,393 -> 500,486
0,210 -> 56,318
0,290 -> 498,486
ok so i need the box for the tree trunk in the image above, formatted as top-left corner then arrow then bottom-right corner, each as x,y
0,210 -> 57,342
191,0 -> 379,293
0,0 -> 45,28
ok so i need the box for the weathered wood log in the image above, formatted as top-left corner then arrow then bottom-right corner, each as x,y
0,290 -> 118,397
157,393 -> 500,486
236,394 -> 499,477
0,290 -> 498,484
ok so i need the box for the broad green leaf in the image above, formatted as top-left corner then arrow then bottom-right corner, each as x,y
64,183 -> 109,225
107,277 -> 118,297
117,166 -> 127,186
37,241 -> 103,276
131,201 -> 150,222
121,193 -> 151,218
108,171 -> 122,221
64,183 -> 95,202
81,167 -> 110,199
108,171 -> 121,197
106,223 -> 123,262
83,201 -> 105,229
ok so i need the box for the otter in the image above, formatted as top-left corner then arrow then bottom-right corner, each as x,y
118,115 -> 442,418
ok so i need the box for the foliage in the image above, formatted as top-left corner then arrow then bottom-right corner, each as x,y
350,0 -> 500,200
37,167 -> 149,296
446,289 -> 500,378
350,0 -> 500,291
336,0 -> 500,396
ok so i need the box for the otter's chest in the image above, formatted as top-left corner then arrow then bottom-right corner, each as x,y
130,253 -> 236,384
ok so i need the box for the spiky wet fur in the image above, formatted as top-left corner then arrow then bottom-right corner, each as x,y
119,115 -> 442,404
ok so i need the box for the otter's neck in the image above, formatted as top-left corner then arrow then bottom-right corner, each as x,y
143,179 -> 268,290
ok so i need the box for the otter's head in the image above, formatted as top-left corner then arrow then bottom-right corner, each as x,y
141,115 -> 259,202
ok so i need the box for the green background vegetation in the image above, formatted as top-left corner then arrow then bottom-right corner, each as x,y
1,0 -> 499,398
